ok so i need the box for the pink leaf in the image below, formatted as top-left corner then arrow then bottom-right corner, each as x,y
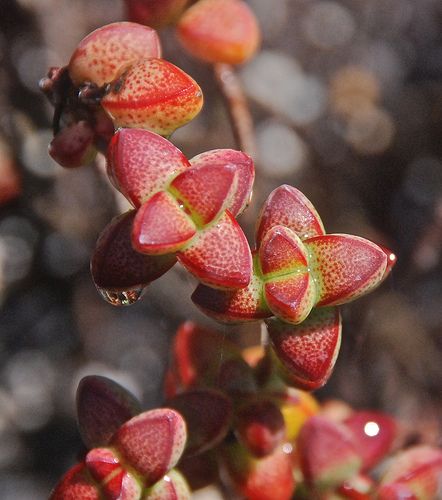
378,446 -> 442,500
107,128 -> 190,207
169,163 -> 237,227
132,191 -> 196,255
256,185 -> 325,246
267,307 -> 341,390
190,149 -> 255,217
112,409 -> 187,486
101,58 -> 203,135
50,463 -> 99,500
177,210 -> 252,289
144,469 -> 191,499
297,416 -> 362,490
306,234 -> 388,306
68,22 -> 161,86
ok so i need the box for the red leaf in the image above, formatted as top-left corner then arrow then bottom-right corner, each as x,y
297,416 -> 362,490
235,399 -> 286,457
189,149 -> 255,217
191,255 -> 271,322
256,185 -> 325,246
171,321 -> 239,389
132,191 -> 196,255
50,463 -> 99,500
125,0 -> 191,29
169,163 -> 237,227
112,409 -> 186,486
91,211 -> 176,304
101,58 -> 203,135
344,411 -> 397,471
49,121 -> 97,168
306,234 -> 387,306
107,128 -> 190,207
267,308 -> 341,390
177,210 -> 252,289
222,442 -> 295,500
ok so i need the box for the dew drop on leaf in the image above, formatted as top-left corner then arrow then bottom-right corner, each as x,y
97,287 -> 144,306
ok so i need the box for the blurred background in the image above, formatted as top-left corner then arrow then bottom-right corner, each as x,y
0,0 -> 441,497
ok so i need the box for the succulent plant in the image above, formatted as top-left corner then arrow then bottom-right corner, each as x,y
51,376 -> 190,500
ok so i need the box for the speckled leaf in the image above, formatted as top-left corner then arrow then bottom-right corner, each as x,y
132,191 -> 196,255
107,128 -> 190,207
235,399 -> 286,458
177,0 -> 260,64
77,375 -> 141,449
267,307 -> 341,390
50,463 -> 99,500
378,446 -> 442,500
191,263 -> 271,322
144,469 -> 191,499
166,389 -> 232,457
264,273 -> 316,325
306,234 -> 388,306
256,185 -> 325,246
91,211 -> 176,299
126,0 -> 191,29
102,58 -> 203,135
169,163 -> 237,227
190,149 -> 255,217
259,226 -> 309,278
298,416 -> 362,490
69,22 -> 161,86
177,210 -> 252,289
112,409 -> 187,486
344,411 -> 397,471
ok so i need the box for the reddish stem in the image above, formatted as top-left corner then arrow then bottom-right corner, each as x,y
213,63 -> 257,159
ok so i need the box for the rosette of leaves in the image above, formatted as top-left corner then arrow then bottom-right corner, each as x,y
193,185 -> 396,389
91,128 -> 255,305
51,376 -> 190,499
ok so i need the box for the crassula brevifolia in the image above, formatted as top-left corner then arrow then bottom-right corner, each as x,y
51,376 -> 190,499
40,22 -> 203,168
91,127 -> 255,304
37,7 -> 415,500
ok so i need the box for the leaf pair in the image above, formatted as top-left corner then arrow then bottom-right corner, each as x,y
52,376 -> 189,499
192,185 -> 395,389
92,128 -> 255,303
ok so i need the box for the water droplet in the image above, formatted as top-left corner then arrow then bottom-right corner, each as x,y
97,287 -> 145,306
